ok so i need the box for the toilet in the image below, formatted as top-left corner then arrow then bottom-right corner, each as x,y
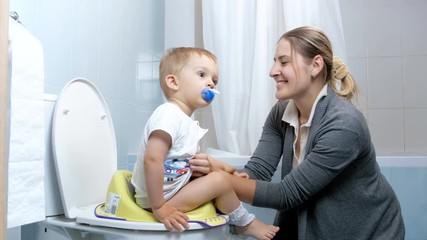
39,78 -> 230,240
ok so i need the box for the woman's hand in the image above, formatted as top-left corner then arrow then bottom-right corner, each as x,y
234,171 -> 250,178
189,153 -> 236,177
214,159 -> 236,174
189,153 -> 213,177
152,202 -> 189,232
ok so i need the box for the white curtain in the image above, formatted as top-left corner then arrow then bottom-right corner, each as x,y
202,0 -> 345,155
283,0 -> 347,62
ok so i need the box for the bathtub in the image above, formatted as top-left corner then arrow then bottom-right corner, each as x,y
206,151 -> 427,240
377,155 -> 427,240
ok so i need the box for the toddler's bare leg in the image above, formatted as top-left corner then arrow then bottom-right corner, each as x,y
167,171 -> 279,239
167,171 -> 240,213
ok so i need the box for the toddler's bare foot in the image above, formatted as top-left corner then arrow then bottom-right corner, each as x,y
234,219 -> 279,240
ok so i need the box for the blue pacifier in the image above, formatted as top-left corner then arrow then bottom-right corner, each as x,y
201,88 -> 220,102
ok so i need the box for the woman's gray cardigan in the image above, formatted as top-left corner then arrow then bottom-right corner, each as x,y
244,86 -> 405,239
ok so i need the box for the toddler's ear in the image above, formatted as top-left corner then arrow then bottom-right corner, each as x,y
165,74 -> 179,90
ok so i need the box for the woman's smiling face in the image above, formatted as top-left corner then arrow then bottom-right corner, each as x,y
269,38 -> 313,101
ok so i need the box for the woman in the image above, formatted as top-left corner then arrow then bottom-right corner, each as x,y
190,26 -> 405,239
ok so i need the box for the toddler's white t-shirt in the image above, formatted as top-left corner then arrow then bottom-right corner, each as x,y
131,102 -> 208,208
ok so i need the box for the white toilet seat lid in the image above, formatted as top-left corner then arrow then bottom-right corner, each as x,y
52,78 -> 117,218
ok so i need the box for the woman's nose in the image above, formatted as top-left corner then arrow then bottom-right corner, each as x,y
269,65 -> 279,78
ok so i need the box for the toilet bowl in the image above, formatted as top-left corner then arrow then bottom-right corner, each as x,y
41,78 -> 230,240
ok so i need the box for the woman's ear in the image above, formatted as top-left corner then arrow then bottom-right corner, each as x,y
165,74 -> 179,91
311,55 -> 324,78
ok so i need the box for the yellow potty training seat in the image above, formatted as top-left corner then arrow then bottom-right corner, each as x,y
95,170 -> 228,229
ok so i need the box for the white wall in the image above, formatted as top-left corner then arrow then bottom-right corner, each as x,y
341,0 -> 427,154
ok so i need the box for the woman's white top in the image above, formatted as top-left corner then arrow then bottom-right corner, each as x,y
281,84 -> 328,168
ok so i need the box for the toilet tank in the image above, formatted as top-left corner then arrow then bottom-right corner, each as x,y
44,93 -> 64,216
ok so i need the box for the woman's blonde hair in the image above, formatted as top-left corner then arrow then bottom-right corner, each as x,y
280,26 -> 358,103
159,47 -> 217,98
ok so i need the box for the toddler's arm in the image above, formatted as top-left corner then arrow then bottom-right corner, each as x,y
144,130 -> 189,232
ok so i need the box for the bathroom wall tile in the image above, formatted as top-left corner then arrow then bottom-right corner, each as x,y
9,0 -> 38,33
98,0 -> 123,99
153,61 -> 160,80
405,109 -> 427,153
118,102 -> 140,162
364,4 -> 402,57
348,57 -> 368,111
112,100 -> 146,167
119,0 -> 140,103
103,97 -> 121,159
137,80 -> 162,103
136,59 -> 156,103
139,0 -> 161,54
402,2 -> 427,56
130,107 -> 160,153
127,155 -> 137,171
122,101 -> 164,159
369,0 -> 403,7
403,56 -> 427,108
137,62 -> 153,82
367,108 -> 404,154
342,0 -> 427,156
69,0 -> 100,83
117,0 -> 164,161
404,0 -> 427,3
135,58 -> 163,106
36,0 -> 72,91
138,51 -> 154,62
106,97 -> 138,173
154,0 -> 166,56
44,83 -> 63,96
339,0 -> 368,58
117,160 -> 127,172
367,57 -> 403,109
150,62 -> 163,102
118,58 -> 138,103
